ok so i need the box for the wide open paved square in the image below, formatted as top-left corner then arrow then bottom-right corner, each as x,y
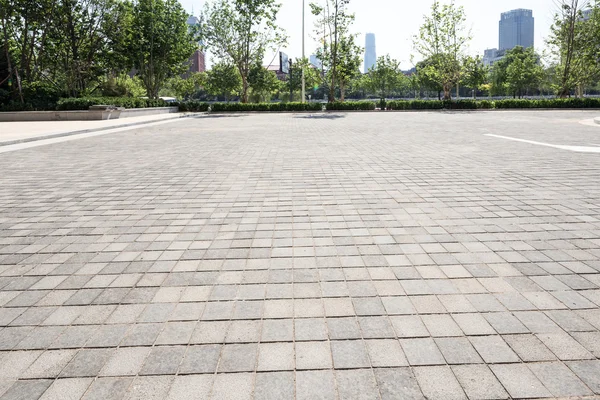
0,111 -> 599,399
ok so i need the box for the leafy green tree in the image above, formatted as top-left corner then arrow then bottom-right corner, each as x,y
99,73 -> 146,97
45,0 -> 124,97
200,0 -> 286,103
206,62 -> 242,102
415,57 -> 444,99
248,63 -> 280,102
462,56 -> 488,99
366,55 -> 403,100
491,46 -> 543,98
128,0 -> 195,98
288,57 -> 320,98
310,0 -> 354,102
161,72 -> 207,100
412,0 -> 471,100
548,1 -> 600,97
335,34 -> 362,101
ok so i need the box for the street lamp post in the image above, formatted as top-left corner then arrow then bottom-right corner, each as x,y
301,0 -> 306,103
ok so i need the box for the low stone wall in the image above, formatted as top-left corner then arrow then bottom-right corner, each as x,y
0,107 -> 178,122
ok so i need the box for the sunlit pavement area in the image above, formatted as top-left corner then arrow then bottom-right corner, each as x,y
1,110 -> 600,399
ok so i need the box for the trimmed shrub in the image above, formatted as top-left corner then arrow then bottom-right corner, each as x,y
325,101 -> 376,111
56,97 -> 172,110
209,102 -> 323,112
179,101 -> 210,112
494,98 -> 600,109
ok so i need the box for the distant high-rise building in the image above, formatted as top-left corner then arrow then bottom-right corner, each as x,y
364,33 -> 376,73
499,9 -> 534,51
186,16 -> 206,74
309,54 -> 322,69
582,9 -> 593,21
482,48 -> 507,67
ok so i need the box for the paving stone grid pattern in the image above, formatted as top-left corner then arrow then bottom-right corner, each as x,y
0,111 -> 600,400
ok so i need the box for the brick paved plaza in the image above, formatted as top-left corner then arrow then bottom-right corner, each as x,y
1,111 -> 600,399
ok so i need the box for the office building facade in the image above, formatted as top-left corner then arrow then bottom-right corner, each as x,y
499,9 -> 534,51
364,33 -> 376,73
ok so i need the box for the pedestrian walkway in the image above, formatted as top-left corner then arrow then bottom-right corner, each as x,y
0,113 -> 187,146
0,111 -> 599,399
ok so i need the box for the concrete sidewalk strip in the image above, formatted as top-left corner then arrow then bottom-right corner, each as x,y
0,113 -> 193,146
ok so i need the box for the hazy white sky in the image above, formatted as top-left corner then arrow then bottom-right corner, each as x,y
180,0 -> 557,69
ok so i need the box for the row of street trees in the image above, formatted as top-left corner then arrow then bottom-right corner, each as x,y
2,0 -> 599,106
1,0 -> 197,105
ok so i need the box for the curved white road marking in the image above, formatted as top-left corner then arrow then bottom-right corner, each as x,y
485,134 -> 600,153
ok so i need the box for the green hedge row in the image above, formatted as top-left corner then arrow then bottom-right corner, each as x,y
325,101 -> 376,111
178,101 -> 210,112
207,102 -> 323,112
56,97 -> 172,110
385,98 -> 600,110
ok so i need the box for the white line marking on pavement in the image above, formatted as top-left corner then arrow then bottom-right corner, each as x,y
485,134 -> 600,153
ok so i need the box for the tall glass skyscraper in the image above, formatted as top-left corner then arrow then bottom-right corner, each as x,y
499,9 -> 534,51
364,33 -> 376,73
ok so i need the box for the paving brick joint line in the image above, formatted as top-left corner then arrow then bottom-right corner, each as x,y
0,111 -> 599,399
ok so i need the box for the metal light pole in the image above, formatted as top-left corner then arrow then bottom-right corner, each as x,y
301,0 -> 306,103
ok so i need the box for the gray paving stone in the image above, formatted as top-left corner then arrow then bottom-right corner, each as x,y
503,334 -> 557,362
295,341 -> 332,370
210,373 -> 253,400
0,350 -> 42,379
178,344 -> 221,374
366,339 -> 408,367
451,313 -> 496,335
537,332 -> 594,360
469,335 -> 520,364
60,348 -> 113,378
296,370 -> 336,400
39,378 -> 93,400
413,366 -> 467,400
373,367 -> 424,400
452,365 -> 509,400
528,361 -> 594,398
336,369 -> 379,400
566,360 -> 600,394
155,321 -> 196,345
82,377 -> 133,400
400,338 -> 445,366
572,331 -> 600,357
484,312 -> 529,334
390,315 -> 429,338
490,364 -> 552,399
261,319 -> 293,342
357,316 -> 395,338
254,372 -> 295,400
218,343 -> 257,372
120,323 -> 162,346
125,376 -> 174,400
257,342 -> 294,371
166,375 -> 213,400
0,380 -> 52,400
331,340 -> 370,369
435,337 -> 483,365
327,317 -> 361,340
421,314 -> 463,337
22,349 -> 77,379
100,347 -> 151,376
139,346 -> 186,375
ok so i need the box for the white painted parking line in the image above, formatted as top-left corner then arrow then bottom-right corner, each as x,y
485,134 -> 600,153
